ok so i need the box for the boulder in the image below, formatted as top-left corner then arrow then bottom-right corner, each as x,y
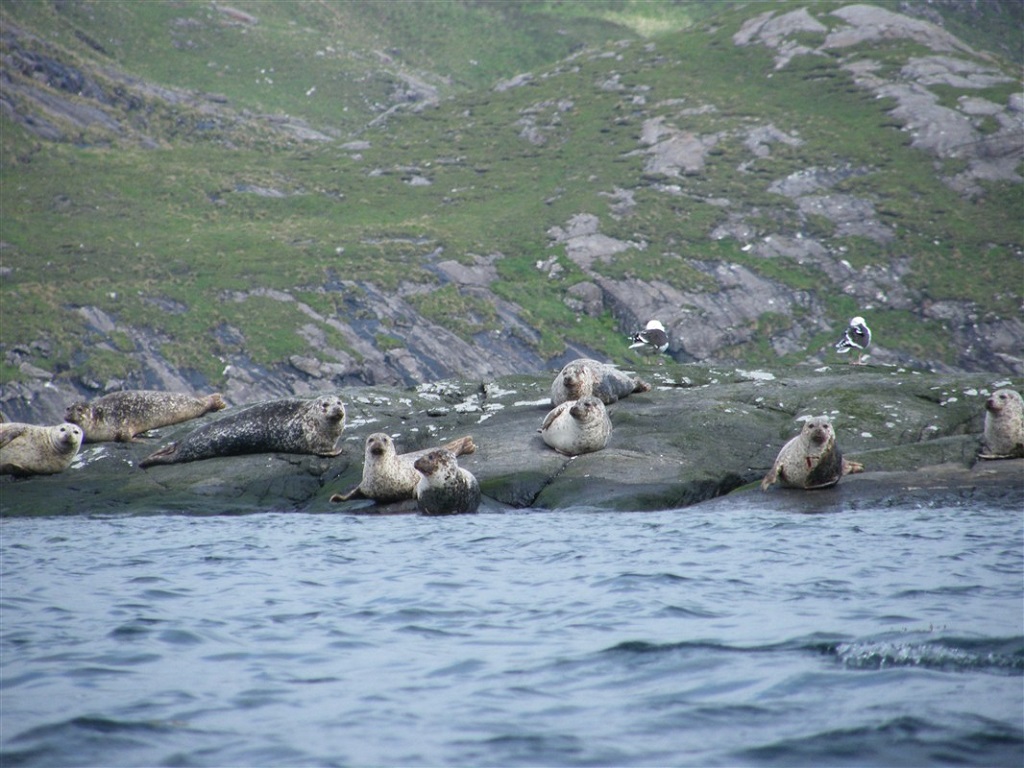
1,364 -> 1020,516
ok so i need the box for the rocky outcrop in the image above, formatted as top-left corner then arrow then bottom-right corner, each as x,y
735,3 -> 1022,195
1,3 -> 1020,418
3,364 -> 1020,516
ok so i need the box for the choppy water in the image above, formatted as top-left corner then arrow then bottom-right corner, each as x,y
2,496 -> 1022,768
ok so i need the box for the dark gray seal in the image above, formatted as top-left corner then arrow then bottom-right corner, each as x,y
1,422 -> 83,476
139,395 -> 345,467
65,390 -> 227,443
330,433 -> 476,503
414,448 -> 481,515
761,416 -> 863,490
550,358 -> 650,406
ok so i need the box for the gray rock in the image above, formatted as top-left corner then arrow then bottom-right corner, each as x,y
3,365 -> 1019,516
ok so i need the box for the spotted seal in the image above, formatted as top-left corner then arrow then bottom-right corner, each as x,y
414,448 -> 481,515
139,395 -> 346,467
330,433 -> 475,503
550,358 -> 650,406
65,390 -> 227,443
540,395 -> 612,456
761,416 -> 863,491
979,388 -> 1024,459
0,422 -> 83,476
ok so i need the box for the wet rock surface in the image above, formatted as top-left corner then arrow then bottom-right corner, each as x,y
2,364 -> 1020,516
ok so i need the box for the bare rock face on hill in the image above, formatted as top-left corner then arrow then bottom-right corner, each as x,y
0,3 -> 1021,422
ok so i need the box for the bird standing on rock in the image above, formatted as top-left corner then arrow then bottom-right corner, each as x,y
628,319 -> 669,357
835,316 -> 871,365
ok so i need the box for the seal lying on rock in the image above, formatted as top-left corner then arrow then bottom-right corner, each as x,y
979,388 -> 1024,459
139,395 -> 346,467
761,416 -> 863,490
1,422 -> 83,476
330,433 -> 475,503
414,448 -> 481,515
540,395 -> 612,456
550,358 -> 650,406
65,390 -> 227,443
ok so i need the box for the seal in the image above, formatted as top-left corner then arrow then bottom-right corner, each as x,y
0,422 -> 83,476
979,388 -> 1024,459
65,390 -> 227,443
761,416 -> 863,490
414,448 -> 481,515
540,395 -> 612,456
330,433 -> 476,503
139,395 -> 346,467
550,358 -> 650,406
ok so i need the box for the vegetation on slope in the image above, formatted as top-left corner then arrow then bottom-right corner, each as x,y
1,1 -> 1021,390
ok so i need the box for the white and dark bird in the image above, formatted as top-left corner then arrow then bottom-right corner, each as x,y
835,316 -> 871,365
628,320 -> 670,356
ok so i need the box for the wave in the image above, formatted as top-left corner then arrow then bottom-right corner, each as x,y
830,636 -> 1024,675
599,635 -> 1024,675
733,714 -> 1024,768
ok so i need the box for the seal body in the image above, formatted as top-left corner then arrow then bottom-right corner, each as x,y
550,358 -> 650,406
414,449 -> 481,515
761,416 -> 863,490
139,396 -> 345,467
331,433 -> 475,503
65,390 -> 227,443
979,388 -> 1024,459
0,422 -> 83,476
540,395 -> 612,456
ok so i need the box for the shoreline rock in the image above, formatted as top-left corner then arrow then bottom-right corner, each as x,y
1,364 -> 1021,516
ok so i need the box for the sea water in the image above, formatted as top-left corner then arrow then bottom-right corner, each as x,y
1,495 -> 1022,767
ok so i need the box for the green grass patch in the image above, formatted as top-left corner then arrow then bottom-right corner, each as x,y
1,0 -> 1020,386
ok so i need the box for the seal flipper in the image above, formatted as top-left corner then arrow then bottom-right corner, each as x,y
330,485 -> 366,503
0,424 -> 27,448
760,463 -> 780,491
442,435 -> 476,457
138,442 -> 180,469
841,458 -> 864,476
206,394 -> 228,413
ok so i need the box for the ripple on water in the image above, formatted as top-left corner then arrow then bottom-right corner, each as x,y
0,506 -> 1021,767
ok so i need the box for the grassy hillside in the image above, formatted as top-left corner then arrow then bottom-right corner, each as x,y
1,0 -> 1021,390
